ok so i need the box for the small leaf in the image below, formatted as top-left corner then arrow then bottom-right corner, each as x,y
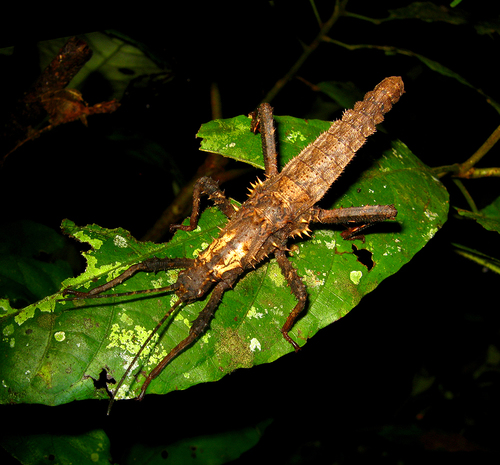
456,197 -> 500,233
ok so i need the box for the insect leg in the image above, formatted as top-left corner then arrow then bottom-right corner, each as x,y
254,103 -> 279,177
171,176 -> 236,232
310,204 -> 397,240
275,249 -> 307,352
63,256 -> 194,299
135,280 -> 231,402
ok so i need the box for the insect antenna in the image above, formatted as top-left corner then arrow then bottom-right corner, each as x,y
60,283 -> 179,302
107,298 -> 183,415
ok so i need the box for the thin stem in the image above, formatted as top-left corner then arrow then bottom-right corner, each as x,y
461,123 -> 500,172
434,124 -> 500,179
452,179 -> 478,213
261,0 -> 348,104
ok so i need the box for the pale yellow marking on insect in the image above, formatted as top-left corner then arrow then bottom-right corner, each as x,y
208,235 -> 247,276
350,270 -> 362,285
199,231 -> 237,263
54,331 -> 66,342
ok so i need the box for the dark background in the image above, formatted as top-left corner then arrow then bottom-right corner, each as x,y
1,1 -> 500,463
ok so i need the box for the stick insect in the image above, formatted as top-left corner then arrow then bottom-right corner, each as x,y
64,76 -> 404,413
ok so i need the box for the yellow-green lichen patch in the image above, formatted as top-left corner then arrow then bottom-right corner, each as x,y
215,327 -> 253,371
286,130 -> 307,144
113,235 -> 128,248
106,263 -> 128,281
36,361 -> 54,388
3,324 -> 15,348
324,238 -> 337,250
249,338 -> 261,352
247,306 -> 265,320
350,270 -> 362,285
165,269 -> 179,284
174,314 -> 192,329
268,261 -> 285,287
54,331 -> 66,342
107,324 -> 157,357
424,209 -> 439,221
14,297 -> 56,326
150,277 -> 163,289
119,312 -> 134,326
0,298 -> 18,318
73,231 -> 104,250
69,255 -> 119,291
193,242 -> 210,258
2,324 -> 14,337
303,269 -> 325,288
106,323 -> 169,399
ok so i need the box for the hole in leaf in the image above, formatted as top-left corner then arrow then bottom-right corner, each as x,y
86,369 -> 116,397
352,244 -> 374,270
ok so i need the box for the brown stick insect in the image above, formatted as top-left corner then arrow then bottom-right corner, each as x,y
63,76 -> 404,413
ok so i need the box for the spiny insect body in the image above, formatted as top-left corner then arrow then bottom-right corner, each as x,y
64,76 -> 404,412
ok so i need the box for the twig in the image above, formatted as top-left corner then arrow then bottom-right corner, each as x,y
261,0 -> 348,104
434,123 -> 500,179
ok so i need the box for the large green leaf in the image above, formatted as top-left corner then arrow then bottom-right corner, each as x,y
0,420 -> 270,465
0,111 -> 449,407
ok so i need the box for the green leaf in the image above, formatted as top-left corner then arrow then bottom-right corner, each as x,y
453,243 -> 500,274
0,221 -> 73,308
0,428 -> 111,465
0,111 -> 449,406
126,419 -> 271,465
388,2 -> 468,25
38,31 -> 167,99
456,197 -> 500,233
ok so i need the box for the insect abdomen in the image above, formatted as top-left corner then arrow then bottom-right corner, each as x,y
277,76 -> 404,207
